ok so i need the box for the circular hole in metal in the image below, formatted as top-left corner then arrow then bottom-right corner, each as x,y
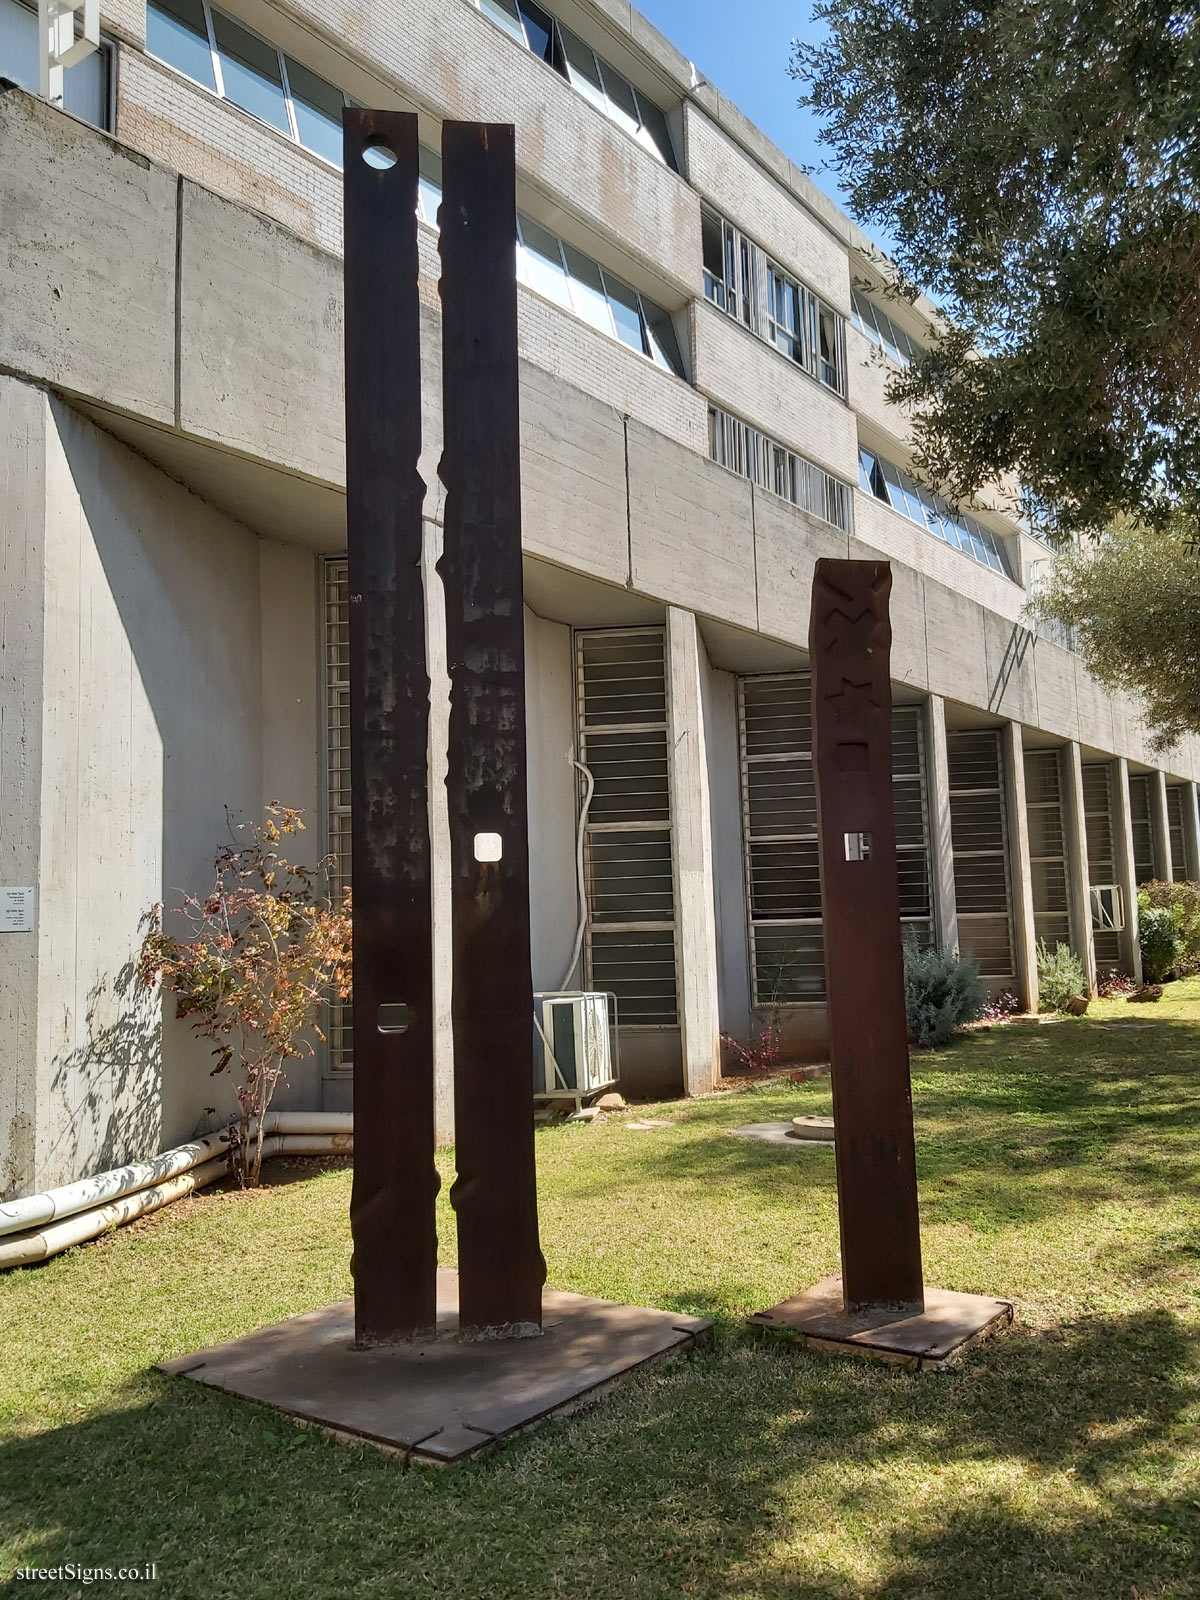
361,137 -> 398,170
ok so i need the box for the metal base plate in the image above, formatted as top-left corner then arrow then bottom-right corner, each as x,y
750,1277 -> 1012,1370
159,1270 -> 711,1463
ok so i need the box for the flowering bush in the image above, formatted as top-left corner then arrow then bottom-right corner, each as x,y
139,806 -> 351,1185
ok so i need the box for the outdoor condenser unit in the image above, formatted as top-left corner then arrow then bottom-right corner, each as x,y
1089,884 -> 1125,932
532,991 -> 619,1103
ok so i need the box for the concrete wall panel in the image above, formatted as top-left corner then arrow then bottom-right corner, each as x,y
0,91 -> 176,423
627,424 -> 757,629
755,492 -> 849,647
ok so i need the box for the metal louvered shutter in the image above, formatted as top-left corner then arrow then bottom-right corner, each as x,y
1024,748 -> 1071,949
947,729 -> 1015,981
1166,786 -> 1187,882
1082,762 -> 1122,971
893,705 -> 933,946
1128,775 -> 1156,884
323,558 -> 353,1070
576,629 -> 678,1026
739,673 -> 825,1004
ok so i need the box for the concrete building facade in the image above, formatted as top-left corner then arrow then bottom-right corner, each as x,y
3,0 -> 1199,1197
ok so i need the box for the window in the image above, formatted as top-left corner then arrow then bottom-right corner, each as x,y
1082,763 -> 1123,972
947,729 -> 1016,983
858,444 -> 1016,578
1128,774 -> 1156,884
709,407 -> 852,534
146,0 -> 351,167
1024,748 -> 1072,949
323,560 -> 352,1071
1166,785 -> 1188,882
468,0 -> 677,167
1,0 -> 110,127
516,215 -> 686,376
701,209 -> 847,398
576,630 -> 678,1026
850,287 -> 920,366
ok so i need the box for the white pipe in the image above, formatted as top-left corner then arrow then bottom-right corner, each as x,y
0,1157 -> 230,1270
0,1132 -> 232,1238
558,755 -> 595,991
0,1135 -> 354,1271
255,1112 -> 353,1136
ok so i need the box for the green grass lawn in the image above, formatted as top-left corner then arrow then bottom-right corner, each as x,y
3,983 -> 1200,1599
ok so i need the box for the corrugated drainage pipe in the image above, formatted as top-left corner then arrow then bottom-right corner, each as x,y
0,1116 -> 354,1270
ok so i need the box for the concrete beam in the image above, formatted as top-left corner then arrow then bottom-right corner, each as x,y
924,696 -> 958,953
1002,722 -> 1039,1012
1061,741 -> 1097,994
1113,759 -> 1143,982
666,607 -> 721,1095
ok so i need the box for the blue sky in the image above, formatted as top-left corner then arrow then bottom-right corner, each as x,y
634,2 -> 840,204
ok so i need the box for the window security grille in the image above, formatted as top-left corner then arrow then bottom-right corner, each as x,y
737,677 -> 933,1006
1128,774 -> 1156,884
1081,762 -> 1122,971
324,560 -> 352,1070
946,729 -> 1015,981
576,629 -> 679,1026
1024,748 -> 1072,949
1166,785 -> 1188,882
708,407 -> 853,534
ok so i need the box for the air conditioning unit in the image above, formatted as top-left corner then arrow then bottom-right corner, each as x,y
532,991 -> 618,1102
1090,884 -> 1125,932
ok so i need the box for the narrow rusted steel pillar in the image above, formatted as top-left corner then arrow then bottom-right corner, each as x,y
439,121 -> 545,1337
810,558 -> 924,1312
343,109 -> 440,1346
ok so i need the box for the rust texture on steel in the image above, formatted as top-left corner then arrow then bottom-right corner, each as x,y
343,109 -> 440,1346
439,121 -> 546,1337
810,558 -> 924,1313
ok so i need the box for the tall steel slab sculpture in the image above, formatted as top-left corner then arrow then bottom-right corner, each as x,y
810,558 -> 923,1311
343,109 -> 440,1347
439,122 -> 546,1337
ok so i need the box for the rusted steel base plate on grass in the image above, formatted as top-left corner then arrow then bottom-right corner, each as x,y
750,1277 -> 1012,1371
159,1270 -> 711,1464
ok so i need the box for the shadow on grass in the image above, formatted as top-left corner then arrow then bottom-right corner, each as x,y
1,1310 -> 1197,1599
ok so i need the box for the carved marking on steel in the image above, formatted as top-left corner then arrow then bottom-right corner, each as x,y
810,559 -> 924,1313
439,121 -> 546,1338
343,109 -> 440,1346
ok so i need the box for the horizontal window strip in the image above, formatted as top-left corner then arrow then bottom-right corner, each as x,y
709,407 -> 853,534
850,287 -> 920,366
858,445 -> 1016,580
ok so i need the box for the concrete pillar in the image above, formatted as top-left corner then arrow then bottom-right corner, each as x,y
1113,758 -> 1143,982
665,606 -> 722,1096
1002,721 -> 1039,1012
1061,742 -> 1097,994
1183,782 -> 1200,883
1151,770 -> 1172,882
924,695 -> 959,952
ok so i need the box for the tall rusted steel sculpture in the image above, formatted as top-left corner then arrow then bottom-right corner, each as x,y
343,109 -> 440,1347
810,558 -> 923,1312
440,122 -> 546,1337
751,558 -> 1011,1365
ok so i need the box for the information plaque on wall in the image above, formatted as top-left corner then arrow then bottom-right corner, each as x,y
1,888 -> 35,933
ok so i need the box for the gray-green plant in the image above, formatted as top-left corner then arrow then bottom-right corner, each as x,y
1036,939 -> 1087,1013
903,938 -> 987,1048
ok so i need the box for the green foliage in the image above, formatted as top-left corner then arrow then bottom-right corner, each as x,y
1137,893 -> 1185,984
903,938 -> 987,1047
1140,879 -> 1200,974
1036,939 -> 1087,1013
793,1 -> 1200,541
1027,518 -> 1200,750
138,805 -> 351,1184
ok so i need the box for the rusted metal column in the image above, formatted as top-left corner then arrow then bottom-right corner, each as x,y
343,109 -> 440,1346
439,121 -> 545,1338
810,559 -> 924,1313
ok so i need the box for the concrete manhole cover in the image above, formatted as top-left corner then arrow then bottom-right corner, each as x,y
733,1122 -> 835,1148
